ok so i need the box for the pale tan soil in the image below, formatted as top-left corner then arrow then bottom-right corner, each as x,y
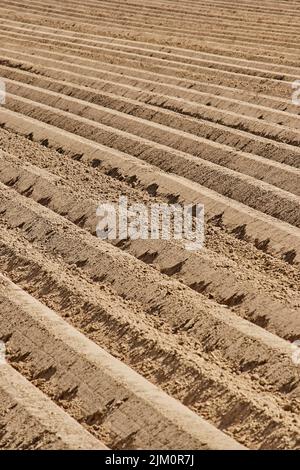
0,0 -> 299,450
0,274 -> 244,450
0,363 -> 107,449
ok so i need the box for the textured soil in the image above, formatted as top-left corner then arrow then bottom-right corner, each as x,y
0,0 -> 299,450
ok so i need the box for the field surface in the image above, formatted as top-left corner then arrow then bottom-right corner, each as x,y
0,0 -> 299,450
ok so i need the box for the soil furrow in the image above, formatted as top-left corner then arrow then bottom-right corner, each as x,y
0,108 -> 299,265
0,182 -> 299,399
3,92 -> 300,228
1,1 -> 299,450
0,362 -> 107,450
0,275 -> 246,450
1,45 -> 298,113
1,151 -> 299,342
2,1 -> 300,48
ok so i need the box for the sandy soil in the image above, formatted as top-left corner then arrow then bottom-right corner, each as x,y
0,0 -> 299,450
